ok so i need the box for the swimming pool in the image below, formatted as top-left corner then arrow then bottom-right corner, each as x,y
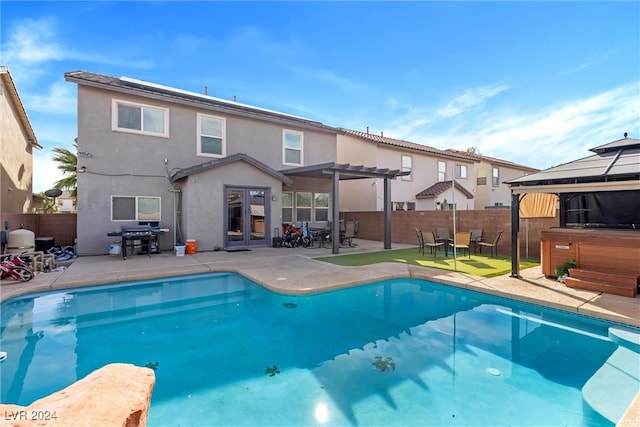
1,272 -> 638,426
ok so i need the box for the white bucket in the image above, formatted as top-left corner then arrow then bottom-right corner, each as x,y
175,244 -> 186,257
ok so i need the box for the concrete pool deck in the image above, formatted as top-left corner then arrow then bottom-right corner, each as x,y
1,238 -> 639,425
2,239 -> 638,327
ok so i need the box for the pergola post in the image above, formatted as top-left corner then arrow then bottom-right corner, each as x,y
510,192 -> 520,278
384,178 -> 392,249
331,170 -> 340,254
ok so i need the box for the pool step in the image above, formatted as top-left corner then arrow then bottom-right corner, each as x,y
566,268 -> 638,298
582,346 -> 640,424
610,326 -> 640,353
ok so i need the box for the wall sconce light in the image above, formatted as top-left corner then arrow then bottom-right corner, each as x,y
271,195 -> 277,201
78,151 -> 92,157
77,166 -> 87,173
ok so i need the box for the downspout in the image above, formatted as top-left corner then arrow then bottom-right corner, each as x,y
165,160 -> 183,246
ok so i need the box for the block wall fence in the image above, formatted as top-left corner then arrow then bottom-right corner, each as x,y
341,210 -> 559,259
2,210 -> 559,259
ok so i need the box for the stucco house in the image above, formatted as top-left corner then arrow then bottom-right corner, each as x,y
65,71 -> 405,255
0,66 -> 42,214
337,129 -> 478,211
445,149 -> 539,209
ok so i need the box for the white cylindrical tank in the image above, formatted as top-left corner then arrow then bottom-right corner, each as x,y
7,229 -> 36,251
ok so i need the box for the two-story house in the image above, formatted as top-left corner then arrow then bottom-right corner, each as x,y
65,71 -> 404,255
445,149 -> 538,209
337,129 -> 477,212
0,66 -> 42,214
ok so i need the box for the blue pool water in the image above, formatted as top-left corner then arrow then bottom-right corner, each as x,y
1,272 -> 637,426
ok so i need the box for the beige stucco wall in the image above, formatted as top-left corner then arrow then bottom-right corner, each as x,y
74,84 -> 338,254
338,134 -> 475,212
0,76 -> 35,214
474,159 -> 534,209
179,161 -> 284,250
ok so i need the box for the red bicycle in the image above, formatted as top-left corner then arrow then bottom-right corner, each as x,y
1,255 -> 34,282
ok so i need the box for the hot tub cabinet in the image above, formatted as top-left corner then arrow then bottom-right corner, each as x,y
541,228 -> 640,297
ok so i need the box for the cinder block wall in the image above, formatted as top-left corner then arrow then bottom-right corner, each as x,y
342,210 -> 559,259
1,213 -> 77,247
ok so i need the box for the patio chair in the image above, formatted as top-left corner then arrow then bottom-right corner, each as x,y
343,221 -> 356,247
470,228 -> 483,254
422,230 -> 444,257
449,231 -> 471,258
415,228 -> 425,255
435,227 -> 452,256
477,231 -> 503,258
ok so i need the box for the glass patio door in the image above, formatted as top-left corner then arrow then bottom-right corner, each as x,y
225,187 -> 268,247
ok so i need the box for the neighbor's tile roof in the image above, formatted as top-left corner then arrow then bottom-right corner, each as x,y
446,149 -> 538,172
339,128 -> 473,162
416,180 -> 475,199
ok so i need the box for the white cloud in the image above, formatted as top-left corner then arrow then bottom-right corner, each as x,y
3,17 -> 153,69
380,83 -> 638,170
23,81 -> 76,115
435,84 -> 510,118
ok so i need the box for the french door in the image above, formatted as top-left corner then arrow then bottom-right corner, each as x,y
225,187 -> 268,247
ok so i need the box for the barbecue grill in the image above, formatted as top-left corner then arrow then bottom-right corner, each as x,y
107,225 -> 154,260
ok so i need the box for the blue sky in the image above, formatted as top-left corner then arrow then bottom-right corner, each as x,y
2,1 -> 638,193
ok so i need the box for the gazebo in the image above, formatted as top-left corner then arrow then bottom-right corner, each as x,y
507,135 -> 640,297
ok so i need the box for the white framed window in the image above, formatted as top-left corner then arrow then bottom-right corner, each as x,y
197,114 -> 225,157
314,193 -> 329,221
112,99 -> 169,137
455,164 -> 468,179
282,191 -> 330,223
477,169 -> 487,186
492,167 -> 500,186
111,196 -> 161,221
282,192 -> 293,223
438,161 -> 446,182
296,192 -> 312,221
401,155 -> 412,181
283,129 -> 303,166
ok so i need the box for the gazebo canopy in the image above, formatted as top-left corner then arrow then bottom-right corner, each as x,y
506,136 -> 640,277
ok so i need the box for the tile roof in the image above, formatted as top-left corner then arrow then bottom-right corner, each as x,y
445,149 -> 538,172
339,128 -> 473,162
415,180 -> 475,199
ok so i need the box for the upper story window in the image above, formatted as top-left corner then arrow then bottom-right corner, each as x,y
283,129 -> 303,166
401,155 -> 412,181
197,114 -> 225,157
492,167 -> 500,186
438,161 -> 446,182
477,169 -> 487,185
111,195 -> 161,221
112,99 -> 169,137
455,164 -> 468,179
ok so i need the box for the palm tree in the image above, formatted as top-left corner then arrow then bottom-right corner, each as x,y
52,138 -> 78,204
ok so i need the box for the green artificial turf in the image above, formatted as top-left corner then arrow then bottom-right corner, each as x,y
316,247 -> 539,278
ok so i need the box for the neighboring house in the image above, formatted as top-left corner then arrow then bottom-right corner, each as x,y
56,190 -> 76,212
337,129 -> 477,211
0,66 -> 42,214
446,149 -> 538,209
65,71 -> 404,255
